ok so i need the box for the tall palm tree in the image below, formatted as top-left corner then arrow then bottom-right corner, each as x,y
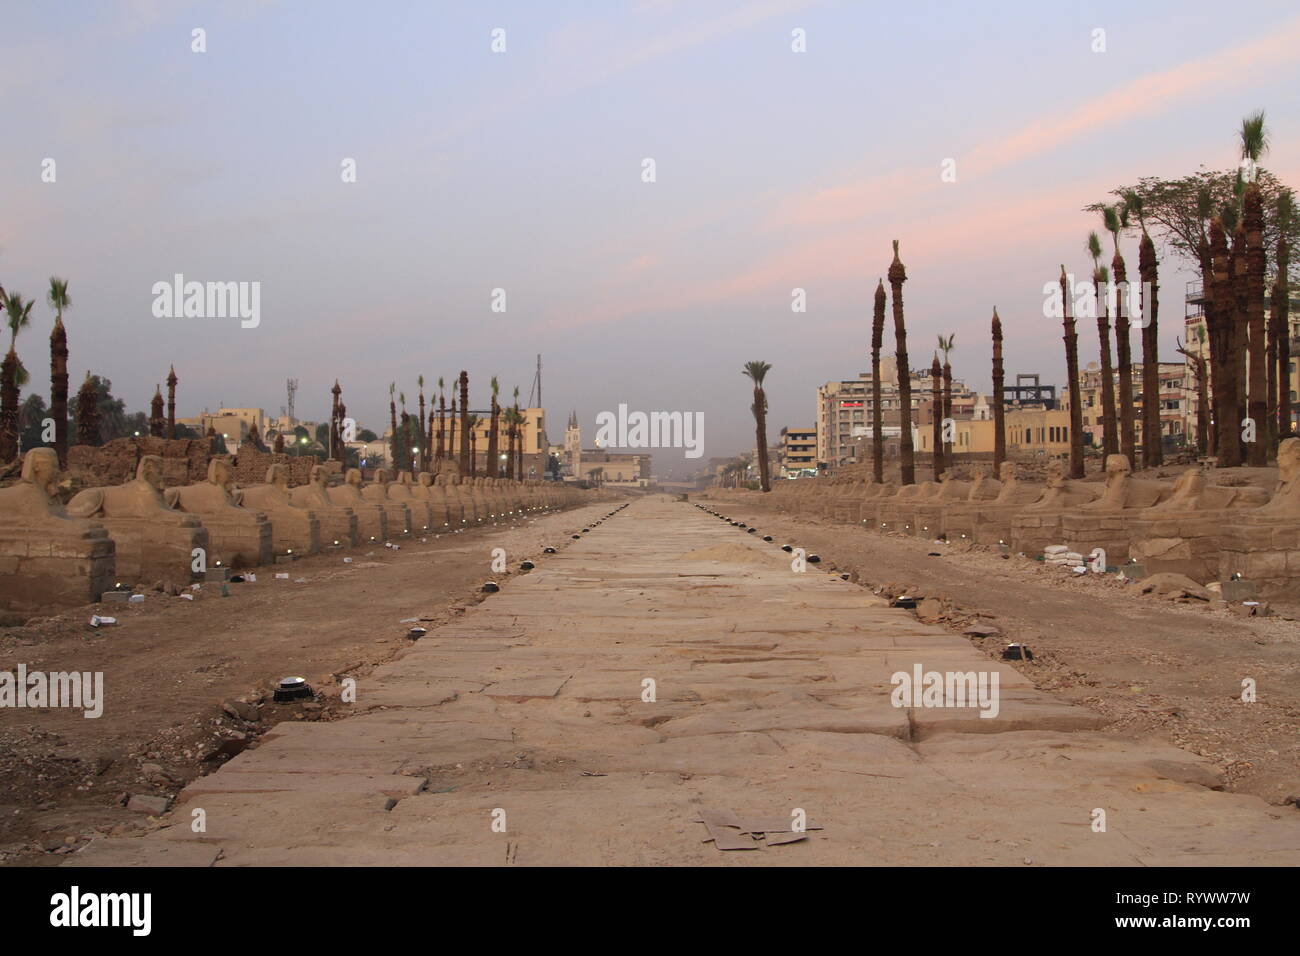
929,353 -> 944,480
1240,111 -> 1270,466
1273,190 -> 1294,442
1177,333 -> 1210,455
1104,203 -> 1137,465
1059,265 -> 1085,478
487,376 -> 500,477
458,371 -> 470,475
1208,217 -> 1241,466
75,371 -> 100,447
888,241 -> 915,484
388,383 -> 400,472
871,280 -> 886,482
991,308 -> 1005,470
466,413 -> 481,477
1,292 -> 34,462
417,375 -> 427,473
435,376 -> 446,462
742,361 -> 772,492
510,386 -> 522,479
1088,230 -> 1119,457
937,333 -> 955,470
1125,192 -> 1162,466
47,277 -> 70,466
504,406 -> 518,481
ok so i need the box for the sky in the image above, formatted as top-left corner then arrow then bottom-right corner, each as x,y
4,0 -> 1300,479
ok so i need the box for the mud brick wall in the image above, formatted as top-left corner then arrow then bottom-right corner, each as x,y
233,452 -> 341,486
68,438 -> 210,488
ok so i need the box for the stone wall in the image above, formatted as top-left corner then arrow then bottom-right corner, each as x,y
67,437 -> 210,488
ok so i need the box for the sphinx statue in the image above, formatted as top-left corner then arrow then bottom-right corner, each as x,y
327,468 -> 388,543
414,472 -> 452,528
361,469 -> 411,537
1021,459 -> 1101,512
1080,454 -> 1171,512
238,464 -> 322,556
1210,439 -> 1300,596
288,465 -> 359,547
166,458 -> 273,567
444,473 -> 478,524
389,471 -> 433,532
966,464 -> 1003,502
68,454 -> 208,587
0,448 -> 115,609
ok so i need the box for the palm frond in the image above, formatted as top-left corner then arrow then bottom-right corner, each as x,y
1239,110 -> 1269,164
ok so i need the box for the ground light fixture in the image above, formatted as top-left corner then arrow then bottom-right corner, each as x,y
482,581 -> 500,593
273,677 -> 313,702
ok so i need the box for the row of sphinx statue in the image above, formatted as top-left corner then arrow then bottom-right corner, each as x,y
714,439 -> 1300,598
0,448 -> 601,612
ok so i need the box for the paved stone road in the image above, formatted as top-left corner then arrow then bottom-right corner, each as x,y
69,498 -> 1300,865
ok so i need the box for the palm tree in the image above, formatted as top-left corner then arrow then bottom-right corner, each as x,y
1208,217 -> 1241,466
388,383 -> 401,472
1088,230 -> 1119,457
458,371 -> 470,475
929,353 -> 944,480
75,371 -> 100,446
466,414 -> 481,476
742,361 -> 772,492
487,376 -> 500,476
504,406 -> 518,481
1273,190 -> 1294,441
1,291 -> 34,462
871,280 -> 886,482
435,376 -> 446,462
991,308 -> 1005,470
1104,203 -> 1137,465
1240,111 -> 1269,466
417,375 -> 427,473
47,277 -> 70,467
1176,333 -> 1210,455
937,333 -> 955,469
1059,266 -> 1085,478
888,240 -> 915,484
1125,192 -> 1162,466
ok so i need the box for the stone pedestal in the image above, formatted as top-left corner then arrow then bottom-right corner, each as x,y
166,459 -> 273,568
0,449 -> 116,611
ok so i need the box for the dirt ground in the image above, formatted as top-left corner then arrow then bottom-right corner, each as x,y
702,492 -> 1300,809
0,501 -> 612,866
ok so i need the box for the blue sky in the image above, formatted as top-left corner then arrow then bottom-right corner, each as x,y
3,0 -> 1299,475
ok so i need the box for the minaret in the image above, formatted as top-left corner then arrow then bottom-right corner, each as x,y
166,365 -> 178,439
565,410 -> 581,478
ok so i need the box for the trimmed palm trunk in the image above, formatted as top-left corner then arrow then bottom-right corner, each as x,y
929,354 -> 943,480
1109,235 -> 1137,463
888,241 -> 914,484
942,351 -> 953,467
1231,223 -> 1249,461
992,309 -> 1006,470
388,385 -> 401,472
505,409 -> 516,480
1273,196 -> 1293,441
1095,265 -> 1118,457
487,377 -> 500,477
50,328 -> 68,464
871,280 -> 886,483
418,378 -> 428,473
1060,266 -> 1085,478
1208,219 -> 1241,466
0,350 -> 18,462
1177,337 -> 1210,456
1244,184 -> 1268,466
1137,230 -> 1162,466
458,371 -> 470,475
436,382 -> 446,462
76,373 -> 100,446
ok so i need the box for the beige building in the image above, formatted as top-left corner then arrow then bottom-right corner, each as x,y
817,358 -> 978,468
778,426 -> 816,478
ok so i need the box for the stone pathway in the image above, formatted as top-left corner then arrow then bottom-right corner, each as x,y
67,497 -> 1300,865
